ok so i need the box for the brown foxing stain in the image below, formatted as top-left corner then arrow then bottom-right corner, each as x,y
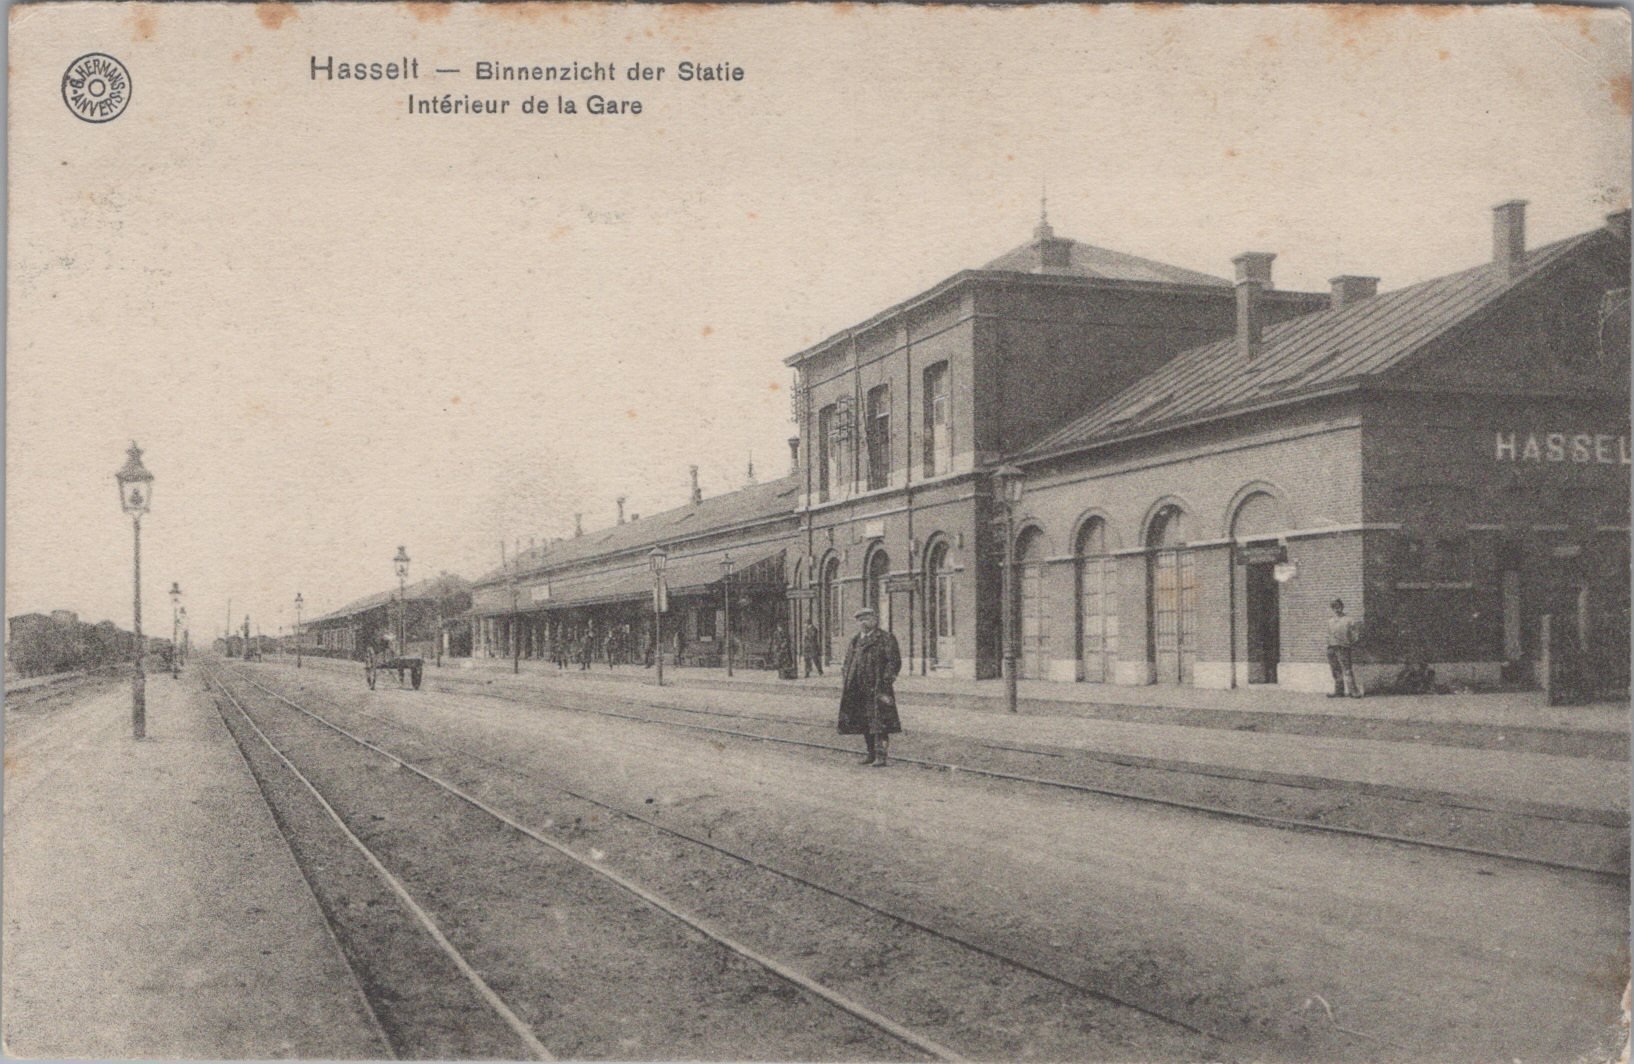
1259,34 -> 1277,49
479,4 -> 549,23
549,225 -> 571,241
1607,73 -> 1632,117
405,2 -> 452,22
1538,4 -> 1599,38
231,46 -> 254,61
701,325 -> 714,338
746,211 -> 758,220
128,6 -> 157,42
626,409 -> 638,419
3,751 -> 24,781
1224,147 -> 1239,159
1437,49 -> 1451,61
767,381 -> 781,391
450,395 -> 461,405
256,3 -> 298,29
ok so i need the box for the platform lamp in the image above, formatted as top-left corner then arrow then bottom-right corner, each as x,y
393,546 -> 410,655
115,442 -> 154,739
168,582 -> 182,679
294,592 -> 304,669
993,464 -> 1027,715
650,545 -> 668,687
720,553 -> 735,677
178,606 -> 187,667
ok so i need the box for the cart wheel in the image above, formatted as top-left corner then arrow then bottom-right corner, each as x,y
411,666 -> 423,690
366,666 -> 377,690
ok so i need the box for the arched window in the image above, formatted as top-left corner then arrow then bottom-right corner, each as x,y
1146,504 -> 1196,684
1076,518 -> 1119,683
1015,527 -> 1047,680
926,539 -> 955,669
821,555 -> 842,662
865,548 -> 891,628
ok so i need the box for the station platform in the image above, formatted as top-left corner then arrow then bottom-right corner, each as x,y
282,654 -> 1631,820
2,672 -> 389,1059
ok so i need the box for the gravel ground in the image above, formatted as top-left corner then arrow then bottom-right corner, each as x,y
425,674 -> 1630,873
245,662 -> 1630,1062
215,669 -> 921,1061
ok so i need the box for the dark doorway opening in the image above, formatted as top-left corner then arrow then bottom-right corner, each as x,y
1244,561 -> 1280,684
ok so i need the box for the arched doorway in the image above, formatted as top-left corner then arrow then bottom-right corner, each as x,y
1015,527 -> 1047,679
865,548 -> 892,631
820,555 -> 842,665
1147,504 -> 1195,684
1076,518 -> 1118,682
1231,491 -> 1286,685
926,539 -> 955,670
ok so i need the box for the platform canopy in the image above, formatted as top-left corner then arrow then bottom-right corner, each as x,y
500,548 -> 785,613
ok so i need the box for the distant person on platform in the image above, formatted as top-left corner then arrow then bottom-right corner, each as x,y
769,623 -> 796,680
1326,598 -> 1363,698
838,607 -> 901,767
803,620 -> 824,677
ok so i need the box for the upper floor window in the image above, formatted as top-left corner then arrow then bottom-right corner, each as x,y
922,361 -> 950,477
817,404 -> 834,502
866,384 -> 891,491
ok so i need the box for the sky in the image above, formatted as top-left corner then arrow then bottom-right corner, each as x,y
7,2 -> 1630,641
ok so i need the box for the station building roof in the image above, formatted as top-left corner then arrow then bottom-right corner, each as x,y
308,572 -> 471,626
784,219 -> 1231,367
1020,222 -> 1617,462
472,475 -> 802,590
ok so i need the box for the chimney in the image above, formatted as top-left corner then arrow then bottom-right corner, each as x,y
788,436 -> 801,476
1233,252 -> 1275,359
573,513 -> 583,538
1329,275 -> 1379,309
746,455 -> 757,485
689,465 -> 702,505
1493,200 -> 1527,279
616,496 -> 626,525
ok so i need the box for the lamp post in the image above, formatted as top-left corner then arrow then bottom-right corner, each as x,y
720,552 -> 735,677
294,592 -> 304,669
393,546 -> 410,656
993,465 -> 1027,715
115,442 -> 153,739
168,582 -> 182,678
650,546 -> 668,687
178,606 -> 187,667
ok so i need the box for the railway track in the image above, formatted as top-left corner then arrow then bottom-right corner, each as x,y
365,665 -> 1628,880
209,664 -> 1222,1061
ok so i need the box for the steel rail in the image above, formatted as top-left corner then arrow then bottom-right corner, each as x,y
418,673 -> 1626,881
206,667 -> 556,1061
246,673 -> 1218,1042
217,666 -> 968,1063
202,674 -> 397,1059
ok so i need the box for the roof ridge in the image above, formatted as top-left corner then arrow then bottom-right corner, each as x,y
1021,225 -> 1607,459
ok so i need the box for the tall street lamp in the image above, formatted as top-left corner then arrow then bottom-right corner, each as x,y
393,546 -> 411,655
720,552 -> 735,677
178,606 -> 187,667
650,546 -> 668,687
168,581 -> 182,679
115,442 -> 153,739
294,592 -> 304,669
993,465 -> 1027,715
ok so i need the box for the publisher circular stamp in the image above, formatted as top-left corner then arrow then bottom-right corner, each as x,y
62,53 -> 131,123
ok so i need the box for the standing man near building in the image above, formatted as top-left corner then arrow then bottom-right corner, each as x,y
837,607 -> 902,767
1326,598 -> 1363,698
803,619 -> 823,677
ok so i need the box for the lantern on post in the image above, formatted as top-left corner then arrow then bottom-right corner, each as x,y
649,545 -> 669,687
393,546 -> 410,654
168,582 -> 182,679
992,464 -> 1027,715
115,442 -> 154,738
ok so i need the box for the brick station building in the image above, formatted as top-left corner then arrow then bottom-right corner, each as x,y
466,201 -> 1629,697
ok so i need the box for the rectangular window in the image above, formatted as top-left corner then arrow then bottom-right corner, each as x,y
817,404 -> 834,501
923,361 -> 950,478
866,384 -> 891,491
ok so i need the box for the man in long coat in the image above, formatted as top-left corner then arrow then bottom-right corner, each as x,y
838,607 -> 902,767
